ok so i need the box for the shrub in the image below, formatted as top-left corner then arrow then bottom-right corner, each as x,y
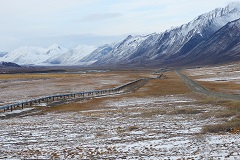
202,121 -> 240,133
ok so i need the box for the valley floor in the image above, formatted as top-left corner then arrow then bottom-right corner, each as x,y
0,64 -> 240,159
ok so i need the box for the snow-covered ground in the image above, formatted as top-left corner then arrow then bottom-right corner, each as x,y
0,108 -> 35,119
196,75 -> 240,82
0,95 -> 239,159
186,64 -> 240,81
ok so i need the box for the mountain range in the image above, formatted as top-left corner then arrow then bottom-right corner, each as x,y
0,44 -> 96,66
1,2 -> 240,67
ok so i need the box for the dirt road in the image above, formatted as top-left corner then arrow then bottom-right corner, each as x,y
175,70 -> 240,101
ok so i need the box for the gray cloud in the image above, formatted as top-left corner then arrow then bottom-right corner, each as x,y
82,13 -> 122,22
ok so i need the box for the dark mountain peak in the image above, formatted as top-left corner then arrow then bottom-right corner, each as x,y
126,35 -> 133,39
0,61 -> 21,67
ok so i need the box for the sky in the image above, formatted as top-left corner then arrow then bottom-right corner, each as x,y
0,0 -> 236,51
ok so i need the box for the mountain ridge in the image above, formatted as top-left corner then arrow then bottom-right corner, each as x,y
83,2 -> 240,67
167,18 -> 240,66
1,2 -> 240,67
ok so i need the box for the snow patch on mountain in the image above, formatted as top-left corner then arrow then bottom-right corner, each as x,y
45,45 -> 97,65
86,35 -> 155,64
79,44 -> 113,65
0,52 -> 7,57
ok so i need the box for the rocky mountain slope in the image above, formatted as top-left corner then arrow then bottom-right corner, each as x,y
81,2 -> 240,67
168,18 -> 240,66
44,45 -> 96,65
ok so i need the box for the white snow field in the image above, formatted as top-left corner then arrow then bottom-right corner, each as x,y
0,95 -> 239,159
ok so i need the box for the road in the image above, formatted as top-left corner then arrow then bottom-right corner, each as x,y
175,69 -> 240,101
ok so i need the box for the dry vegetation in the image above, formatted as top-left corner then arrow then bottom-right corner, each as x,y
199,98 -> 240,134
130,71 -> 191,97
42,71 -> 191,113
197,81 -> 240,94
0,70 -> 152,105
1,67 -> 240,159
183,64 -> 240,134
184,63 -> 240,94
27,69 -> 240,134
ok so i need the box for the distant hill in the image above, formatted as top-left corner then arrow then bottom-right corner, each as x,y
0,61 -> 21,68
0,44 -> 96,66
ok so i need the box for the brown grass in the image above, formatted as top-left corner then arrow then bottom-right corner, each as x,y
198,98 -> 240,134
0,73 -> 83,79
0,70 -> 150,80
169,108 -> 203,115
130,71 -> 191,97
197,81 -> 240,94
203,121 -> 240,133
0,70 -> 154,91
128,126 -> 139,131
42,97 -> 110,113
198,98 -> 240,111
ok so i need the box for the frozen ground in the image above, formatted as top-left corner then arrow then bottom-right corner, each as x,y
0,95 -> 239,159
185,64 -> 240,94
0,72 -> 136,105
186,64 -> 240,83
185,64 -> 240,76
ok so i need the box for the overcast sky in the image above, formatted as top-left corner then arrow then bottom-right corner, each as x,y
0,0 -> 235,51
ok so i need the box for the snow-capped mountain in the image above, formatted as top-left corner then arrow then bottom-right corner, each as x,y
81,34 -> 158,65
1,3 -> 240,67
79,44 -> 113,65
0,44 -> 69,65
83,2 -> 240,67
44,45 -> 96,65
0,44 -> 96,66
